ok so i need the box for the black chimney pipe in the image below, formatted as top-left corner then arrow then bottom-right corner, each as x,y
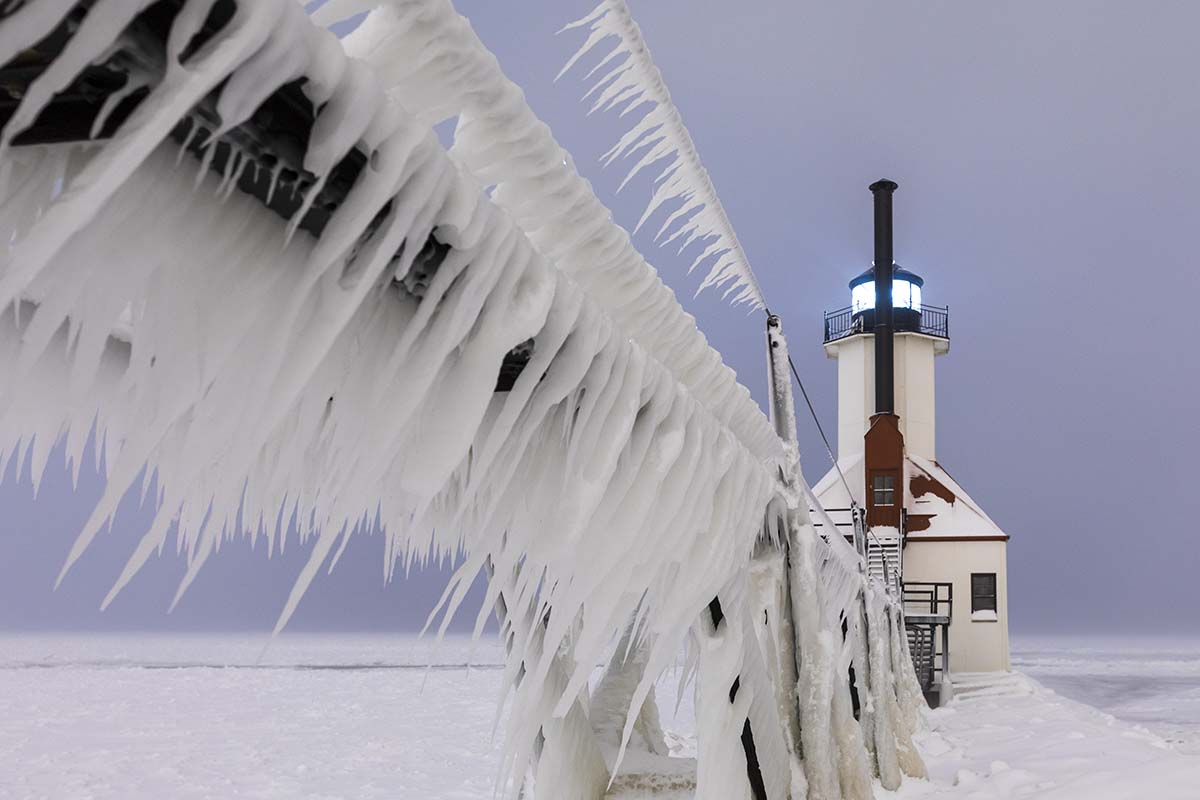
869,179 -> 898,416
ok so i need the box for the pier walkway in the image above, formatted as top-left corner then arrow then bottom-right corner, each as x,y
890,671 -> 1200,799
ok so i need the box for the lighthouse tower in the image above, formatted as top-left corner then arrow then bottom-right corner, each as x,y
813,181 -> 1011,701
825,264 -> 947,464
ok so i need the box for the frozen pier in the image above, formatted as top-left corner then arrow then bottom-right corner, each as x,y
894,672 -> 1200,800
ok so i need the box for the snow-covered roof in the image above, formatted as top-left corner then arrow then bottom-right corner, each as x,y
812,453 -> 865,511
812,453 -> 1008,540
906,455 -> 1007,540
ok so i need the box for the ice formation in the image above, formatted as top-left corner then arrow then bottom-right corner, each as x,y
317,0 -> 776,455
0,1 -> 926,797
559,0 -> 767,309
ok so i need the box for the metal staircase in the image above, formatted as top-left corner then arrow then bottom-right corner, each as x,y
866,534 -> 902,595
902,581 -> 952,707
817,506 -> 945,706
906,623 -> 937,691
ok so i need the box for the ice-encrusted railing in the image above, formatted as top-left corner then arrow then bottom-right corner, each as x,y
0,1 -> 926,797
312,0 -> 779,462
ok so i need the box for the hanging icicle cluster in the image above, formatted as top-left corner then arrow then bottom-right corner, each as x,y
558,0 -> 768,309
313,0 -> 775,452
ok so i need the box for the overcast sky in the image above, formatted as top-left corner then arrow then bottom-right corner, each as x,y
2,0 -> 1198,635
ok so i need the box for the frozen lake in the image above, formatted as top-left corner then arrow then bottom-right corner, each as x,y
2,632 -> 1199,797
0,634 -> 514,799
0,633 -> 697,799
1012,635 -> 1200,754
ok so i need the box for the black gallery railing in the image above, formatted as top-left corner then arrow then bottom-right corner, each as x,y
823,303 -> 950,343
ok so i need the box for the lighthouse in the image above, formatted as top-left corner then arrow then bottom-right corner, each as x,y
813,181 -> 1011,703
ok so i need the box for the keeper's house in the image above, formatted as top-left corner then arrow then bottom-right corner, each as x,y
813,182 -> 1011,702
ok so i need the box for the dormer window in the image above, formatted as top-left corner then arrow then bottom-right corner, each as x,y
872,474 -> 895,507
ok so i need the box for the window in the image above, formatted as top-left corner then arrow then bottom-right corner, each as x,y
971,573 -> 997,614
850,279 -> 923,313
872,474 -> 895,507
851,282 -> 874,313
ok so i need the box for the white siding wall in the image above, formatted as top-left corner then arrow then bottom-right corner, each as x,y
902,540 -> 1011,674
831,334 -> 871,462
825,333 -> 944,462
897,336 -> 937,461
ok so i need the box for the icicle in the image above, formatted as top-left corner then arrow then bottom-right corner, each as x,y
559,0 -> 767,310
329,0 -> 780,463
89,74 -> 151,141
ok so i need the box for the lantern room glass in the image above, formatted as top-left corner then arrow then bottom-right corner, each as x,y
850,279 -> 922,314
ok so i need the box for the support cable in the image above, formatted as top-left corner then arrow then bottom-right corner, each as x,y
786,351 -> 853,504
784,347 -> 899,593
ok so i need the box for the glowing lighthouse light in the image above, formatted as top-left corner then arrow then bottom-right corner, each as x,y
850,265 -> 924,313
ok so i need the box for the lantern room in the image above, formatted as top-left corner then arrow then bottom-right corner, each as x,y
850,264 -> 923,311
822,264 -> 949,462
831,265 -> 947,343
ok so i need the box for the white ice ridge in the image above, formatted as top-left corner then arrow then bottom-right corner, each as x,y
558,0 -> 768,310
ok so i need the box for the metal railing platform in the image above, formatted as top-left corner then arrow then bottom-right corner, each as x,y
824,304 -> 949,344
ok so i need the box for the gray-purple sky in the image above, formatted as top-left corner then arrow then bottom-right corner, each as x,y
2,0 -> 1198,634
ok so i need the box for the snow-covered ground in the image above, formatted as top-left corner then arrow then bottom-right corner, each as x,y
891,671 -> 1200,799
2,633 -> 1200,799
0,634 -> 512,799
